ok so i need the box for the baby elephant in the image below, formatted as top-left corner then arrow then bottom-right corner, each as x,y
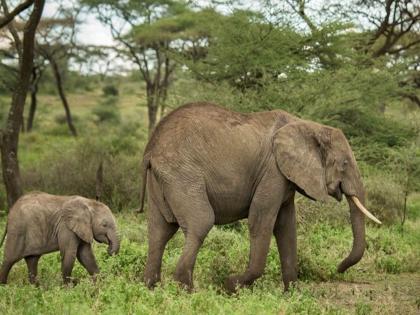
0,192 -> 120,285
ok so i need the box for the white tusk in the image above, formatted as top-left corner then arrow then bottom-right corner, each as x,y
351,196 -> 382,225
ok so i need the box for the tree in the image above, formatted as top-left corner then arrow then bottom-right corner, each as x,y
83,0 -> 190,134
32,10 -> 80,136
0,0 -> 45,207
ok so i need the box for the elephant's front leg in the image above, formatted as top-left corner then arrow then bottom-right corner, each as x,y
274,195 -> 298,291
77,242 -> 99,281
224,216 -> 277,292
58,229 -> 79,285
225,165 -> 286,293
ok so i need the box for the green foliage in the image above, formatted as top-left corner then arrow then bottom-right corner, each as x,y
21,135 -> 143,211
183,10 -> 310,90
92,96 -> 121,124
102,84 -> 119,96
363,170 -> 404,224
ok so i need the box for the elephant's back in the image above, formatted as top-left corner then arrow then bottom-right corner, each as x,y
8,192 -> 68,228
145,103 -> 265,177
145,102 -> 248,151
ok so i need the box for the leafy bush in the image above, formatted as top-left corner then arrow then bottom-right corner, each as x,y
92,96 -> 121,124
364,171 -> 404,224
102,84 -> 119,96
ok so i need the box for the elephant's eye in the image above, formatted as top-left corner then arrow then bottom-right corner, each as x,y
102,222 -> 108,227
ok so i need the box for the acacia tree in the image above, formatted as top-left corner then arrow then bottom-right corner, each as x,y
34,13 -> 80,136
281,0 -> 419,109
0,0 -> 45,207
83,0 -> 190,134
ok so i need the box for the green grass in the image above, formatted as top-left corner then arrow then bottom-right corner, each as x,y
0,206 -> 419,314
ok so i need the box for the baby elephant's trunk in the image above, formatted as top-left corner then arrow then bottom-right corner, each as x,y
107,231 -> 120,256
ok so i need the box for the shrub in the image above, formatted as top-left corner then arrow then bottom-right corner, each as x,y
92,96 -> 121,124
364,170 -> 405,224
102,84 -> 119,96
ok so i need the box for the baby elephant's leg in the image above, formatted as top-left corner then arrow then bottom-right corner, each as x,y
77,242 -> 99,280
58,229 -> 80,285
0,234 -> 25,284
0,260 -> 17,284
25,255 -> 41,285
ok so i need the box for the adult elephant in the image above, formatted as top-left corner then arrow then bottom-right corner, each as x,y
139,102 -> 381,292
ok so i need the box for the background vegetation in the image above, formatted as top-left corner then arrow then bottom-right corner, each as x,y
0,0 -> 419,314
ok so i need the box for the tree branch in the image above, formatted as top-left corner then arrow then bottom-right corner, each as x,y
0,0 -> 34,29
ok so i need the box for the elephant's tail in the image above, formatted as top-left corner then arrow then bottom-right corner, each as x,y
0,223 -> 7,248
138,154 -> 151,213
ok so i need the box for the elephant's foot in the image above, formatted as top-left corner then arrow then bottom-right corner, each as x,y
282,274 -> 298,292
144,273 -> 160,289
63,277 -> 79,287
224,274 -> 254,293
224,275 -> 250,293
174,270 -> 194,292
91,274 -> 98,284
29,277 -> 40,287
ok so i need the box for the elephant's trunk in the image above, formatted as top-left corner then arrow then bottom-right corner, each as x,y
107,230 -> 120,256
337,193 -> 366,273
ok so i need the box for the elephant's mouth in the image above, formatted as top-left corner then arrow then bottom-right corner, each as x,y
329,182 -> 343,202
94,235 -> 109,244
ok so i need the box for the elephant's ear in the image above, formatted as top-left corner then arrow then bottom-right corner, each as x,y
62,197 -> 93,243
273,120 -> 329,201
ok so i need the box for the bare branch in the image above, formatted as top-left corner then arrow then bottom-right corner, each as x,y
0,0 -> 34,29
1,0 -> 23,59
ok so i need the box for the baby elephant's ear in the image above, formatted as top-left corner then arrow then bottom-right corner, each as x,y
62,197 -> 93,243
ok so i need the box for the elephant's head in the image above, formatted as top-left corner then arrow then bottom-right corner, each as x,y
62,197 -> 120,255
273,120 -> 381,273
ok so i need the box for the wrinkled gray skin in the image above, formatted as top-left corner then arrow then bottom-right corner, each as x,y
140,102 -> 368,292
0,192 -> 119,285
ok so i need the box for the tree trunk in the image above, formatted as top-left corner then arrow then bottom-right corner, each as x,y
27,67 -> 40,132
20,115 -> 25,132
50,57 -> 77,137
146,84 -> 159,137
147,96 -> 158,136
0,0 -> 45,208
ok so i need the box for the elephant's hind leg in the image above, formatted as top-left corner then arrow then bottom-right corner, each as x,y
0,234 -> 25,284
144,172 -> 179,288
0,259 -> 18,284
144,212 -> 178,288
25,255 -> 41,285
165,183 -> 214,290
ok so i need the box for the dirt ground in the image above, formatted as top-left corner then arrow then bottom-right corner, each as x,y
303,273 -> 420,314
